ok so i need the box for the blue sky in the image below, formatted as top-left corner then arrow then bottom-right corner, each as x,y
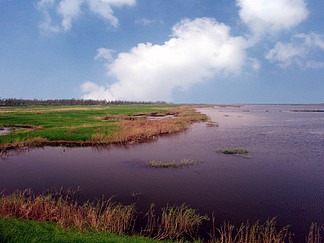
1,0 -> 324,103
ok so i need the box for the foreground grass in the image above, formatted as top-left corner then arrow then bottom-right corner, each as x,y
1,190 -> 323,242
0,218 -> 160,243
0,104 -> 209,154
0,190 -> 207,242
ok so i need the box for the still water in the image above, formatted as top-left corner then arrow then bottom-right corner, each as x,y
1,105 -> 324,241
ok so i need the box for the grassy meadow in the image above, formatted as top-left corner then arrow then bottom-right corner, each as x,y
0,104 -> 208,153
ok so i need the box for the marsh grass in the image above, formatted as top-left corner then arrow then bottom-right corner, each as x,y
206,121 -> 219,127
216,148 -> 250,158
209,216 -> 293,243
142,204 -> 208,241
221,149 -> 248,154
146,159 -> 203,168
0,189 -> 135,235
0,190 -> 323,242
307,223 -> 324,243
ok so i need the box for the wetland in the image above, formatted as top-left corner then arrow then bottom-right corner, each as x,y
1,104 -> 324,241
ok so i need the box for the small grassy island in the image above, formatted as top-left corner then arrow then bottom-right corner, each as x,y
0,104 -> 208,154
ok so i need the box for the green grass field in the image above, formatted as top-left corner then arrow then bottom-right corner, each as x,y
0,104 -> 209,152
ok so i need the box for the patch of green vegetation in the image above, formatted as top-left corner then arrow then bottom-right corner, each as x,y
0,105 -> 181,147
0,218 -> 161,243
0,125 -> 119,143
216,148 -> 250,158
146,159 -> 202,168
291,109 -> 324,112
0,124 -> 3,130
221,149 -> 248,154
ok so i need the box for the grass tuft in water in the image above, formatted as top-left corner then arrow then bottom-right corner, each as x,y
146,159 -> 202,168
206,121 -> 219,127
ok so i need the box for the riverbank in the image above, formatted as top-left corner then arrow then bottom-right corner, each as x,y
1,190 -> 318,242
0,104 -> 209,154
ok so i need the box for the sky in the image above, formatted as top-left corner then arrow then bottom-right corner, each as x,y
0,0 -> 324,104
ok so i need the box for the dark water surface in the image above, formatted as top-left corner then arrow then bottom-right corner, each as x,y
1,105 -> 324,241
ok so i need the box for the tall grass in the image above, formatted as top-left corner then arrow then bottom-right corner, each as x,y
306,223 -> 324,243
0,189 -> 135,235
209,216 -> 293,243
142,203 -> 209,241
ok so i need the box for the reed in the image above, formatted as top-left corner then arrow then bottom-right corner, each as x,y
0,189 -> 135,235
142,203 -> 209,241
0,190 -> 323,242
0,137 -> 48,155
209,216 -> 293,243
307,223 -> 324,243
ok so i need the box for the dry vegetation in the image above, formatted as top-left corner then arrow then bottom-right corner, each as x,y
209,217 -> 292,243
0,189 -> 135,235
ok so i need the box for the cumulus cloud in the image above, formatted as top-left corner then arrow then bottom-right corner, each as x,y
237,0 -> 308,36
266,33 -> 324,68
36,0 -> 136,32
82,17 -> 256,101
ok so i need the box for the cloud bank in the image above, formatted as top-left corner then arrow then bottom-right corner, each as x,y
37,0 -> 136,32
82,18 -> 255,101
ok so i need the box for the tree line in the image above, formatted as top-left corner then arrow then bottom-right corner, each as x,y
0,98 -> 168,106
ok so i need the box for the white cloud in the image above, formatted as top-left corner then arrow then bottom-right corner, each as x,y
266,33 -> 324,68
266,42 -> 305,67
95,48 -> 115,62
237,0 -> 308,36
58,0 -> 83,31
135,18 -> 164,25
81,81 -> 116,100
37,0 -> 135,32
82,17 -> 254,101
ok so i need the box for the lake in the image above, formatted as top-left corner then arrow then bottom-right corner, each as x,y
1,104 -> 324,241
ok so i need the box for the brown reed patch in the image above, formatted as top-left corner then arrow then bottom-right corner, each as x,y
0,190 -> 135,235
0,137 -> 48,155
